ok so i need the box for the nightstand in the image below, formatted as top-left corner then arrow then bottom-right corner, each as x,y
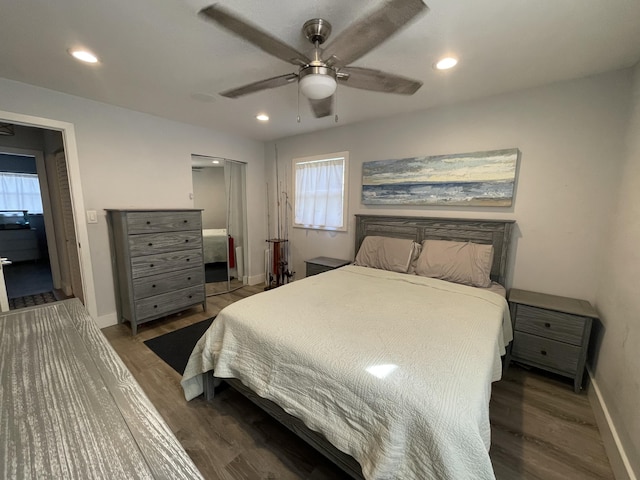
305,257 -> 350,277
508,288 -> 597,393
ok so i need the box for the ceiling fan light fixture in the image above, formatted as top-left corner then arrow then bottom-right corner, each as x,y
299,66 -> 337,100
256,114 -> 269,121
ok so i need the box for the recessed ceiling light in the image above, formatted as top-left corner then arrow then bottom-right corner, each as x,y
434,57 -> 458,70
256,114 -> 269,122
68,49 -> 99,64
211,160 -> 220,164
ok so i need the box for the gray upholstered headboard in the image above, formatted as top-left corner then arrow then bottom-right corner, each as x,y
355,215 -> 515,286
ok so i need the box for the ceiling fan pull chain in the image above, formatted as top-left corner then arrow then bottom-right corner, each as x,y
334,88 -> 339,123
297,82 -> 301,123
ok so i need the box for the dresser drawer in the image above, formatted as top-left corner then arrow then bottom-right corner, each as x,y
126,211 -> 202,234
128,231 -> 202,256
515,304 -> 586,346
511,331 -> 581,375
131,249 -> 203,279
134,285 -> 205,321
133,267 -> 204,299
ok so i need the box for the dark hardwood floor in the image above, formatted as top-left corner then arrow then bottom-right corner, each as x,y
103,282 -> 614,480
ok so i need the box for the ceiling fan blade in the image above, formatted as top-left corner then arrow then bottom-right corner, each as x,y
323,0 -> 428,68
338,66 -> 422,94
308,97 -> 333,118
220,73 -> 298,98
199,5 -> 311,66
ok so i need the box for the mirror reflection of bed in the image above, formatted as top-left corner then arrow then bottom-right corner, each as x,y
191,155 -> 247,296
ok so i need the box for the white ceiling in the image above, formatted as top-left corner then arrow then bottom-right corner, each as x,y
2,0 -> 640,142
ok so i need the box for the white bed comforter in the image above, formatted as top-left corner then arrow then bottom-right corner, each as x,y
202,228 -> 227,264
182,265 -> 512,479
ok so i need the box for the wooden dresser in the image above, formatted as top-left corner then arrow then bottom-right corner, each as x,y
508,288 -> 596,392
0,299 -> 203,479
107,209 -> 206,334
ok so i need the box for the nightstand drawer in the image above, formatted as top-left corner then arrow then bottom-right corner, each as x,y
515,304 -> 586,346
306,263 -> 332,276
512,331 -> 581,375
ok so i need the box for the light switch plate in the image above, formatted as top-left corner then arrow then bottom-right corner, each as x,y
86,210 -> 98,224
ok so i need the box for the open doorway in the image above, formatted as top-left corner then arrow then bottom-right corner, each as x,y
0,123 -> 83,310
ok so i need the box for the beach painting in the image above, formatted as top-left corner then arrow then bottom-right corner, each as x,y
362,148 -> 519,206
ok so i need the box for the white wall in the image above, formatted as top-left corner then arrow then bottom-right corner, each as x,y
0,77 -> 267,326
267,69 -> 631,303
192,166 -> 226,229
595,62 -> 640,477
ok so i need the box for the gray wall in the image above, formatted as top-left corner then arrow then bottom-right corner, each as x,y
595,62 -> 640,477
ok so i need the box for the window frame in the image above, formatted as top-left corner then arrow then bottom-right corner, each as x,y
291,151 -> 349,232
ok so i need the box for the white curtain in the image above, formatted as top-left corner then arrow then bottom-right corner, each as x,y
0,172 -> 43,214
294,157 -> 344,229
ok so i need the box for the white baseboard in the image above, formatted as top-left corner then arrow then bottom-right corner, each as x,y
587,367 -> 637,480
95,311 -> 118,329
247,273 -> 265,286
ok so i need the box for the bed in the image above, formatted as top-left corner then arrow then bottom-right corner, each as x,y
182,215 -> 515,479
202,228 -> 228,263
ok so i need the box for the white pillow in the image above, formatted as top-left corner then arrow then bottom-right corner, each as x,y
414,239 -> 494,287
354,236 -> 419,274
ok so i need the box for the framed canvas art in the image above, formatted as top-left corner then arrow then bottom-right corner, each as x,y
361,148 -> 519,206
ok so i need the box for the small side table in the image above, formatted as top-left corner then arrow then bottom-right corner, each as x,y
508,288 -> 597,393
305,257 -> 351,277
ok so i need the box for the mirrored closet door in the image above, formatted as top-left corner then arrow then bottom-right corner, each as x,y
191,155 -> 247,294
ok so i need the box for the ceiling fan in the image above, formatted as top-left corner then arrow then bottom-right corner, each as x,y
199,0 -> 429,118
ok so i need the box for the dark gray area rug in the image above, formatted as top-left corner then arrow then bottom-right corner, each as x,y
9,291 -> 57,310
144,317 -> 215,375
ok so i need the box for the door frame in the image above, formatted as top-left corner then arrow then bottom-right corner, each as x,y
0,109 -> 97,319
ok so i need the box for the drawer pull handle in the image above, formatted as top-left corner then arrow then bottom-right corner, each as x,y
185,239 -> 189,243
183,220 -> 188,223
146,221 -> 151,225
150,264 -> 154,267
152,284 -> 156,288
153,305 -> 158,309
186,258 -> 190,262
187,277 -> 191,280
188,295 -> 193,299
544,322 -> 551,328
148,242 -> 153,246
540,350 -> 547,356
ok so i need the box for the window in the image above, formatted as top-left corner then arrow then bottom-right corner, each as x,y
292,151 -> 348,231
0,172 -> 44,214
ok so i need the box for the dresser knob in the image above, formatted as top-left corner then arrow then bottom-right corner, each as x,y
153,305 -> 158,309
540,350 -> 547,356
188,295 -> 193,299
185,239 -> 189,243
150,264 -> 154,267
187,277 -> 191,281
544,322 -> 551,328
183,220 -> 188,223
186,258 -> 190,262
148,243 -> 153,246
152,284 -> 156,288
146,221 -> 150,225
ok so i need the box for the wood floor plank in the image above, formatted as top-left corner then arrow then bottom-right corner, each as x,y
104,283 -> 614,479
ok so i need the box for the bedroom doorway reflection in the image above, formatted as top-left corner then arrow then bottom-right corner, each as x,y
191,155 -> 247,295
